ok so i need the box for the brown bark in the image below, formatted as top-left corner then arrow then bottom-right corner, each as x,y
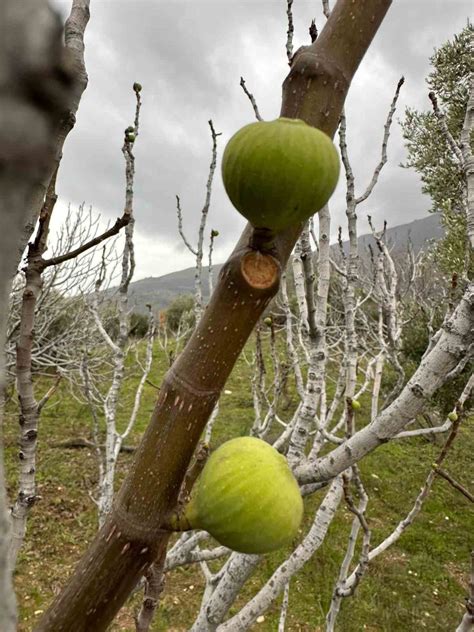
36,2 -> 392,630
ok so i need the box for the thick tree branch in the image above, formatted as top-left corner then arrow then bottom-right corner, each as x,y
9,0 -> 90,277
0,2 -> 90,627
296,284 -> 474,484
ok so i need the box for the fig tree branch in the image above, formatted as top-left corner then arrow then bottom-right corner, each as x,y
35,3 -> 394,630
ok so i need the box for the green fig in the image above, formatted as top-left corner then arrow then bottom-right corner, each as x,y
221,117 -> 339,232
133,82 -> 142,92
178,437 -> 303,554
263,317 -> 273,326
447,411 -> 458,422
211,229 -> 219,238
351,399 -> 361,411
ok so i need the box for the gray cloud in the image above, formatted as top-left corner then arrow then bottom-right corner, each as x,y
50,0 -> 471,276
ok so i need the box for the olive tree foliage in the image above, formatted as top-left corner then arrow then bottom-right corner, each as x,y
165,294 -> 195,333
401,22 -> 473,276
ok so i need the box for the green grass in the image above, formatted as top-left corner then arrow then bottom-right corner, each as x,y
3,334 -> 473,631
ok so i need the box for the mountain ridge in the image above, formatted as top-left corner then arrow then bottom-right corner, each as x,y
126,214 -> 443,313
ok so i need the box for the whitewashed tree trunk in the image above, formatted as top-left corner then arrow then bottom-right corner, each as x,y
0,1 -> 90,627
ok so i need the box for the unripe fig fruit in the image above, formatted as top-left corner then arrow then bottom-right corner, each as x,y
126,132 -> 136,142
447,411 -> 458,422
180,437 -> 303,554
263,317 -> 272,326
133,82 -> 142,92
351,399 -> 361,411
221,117 -> 339,232
211,229 -> 219,237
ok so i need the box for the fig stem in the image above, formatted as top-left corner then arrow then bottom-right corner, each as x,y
162,510 -> 193,532
249,226 -> 277,253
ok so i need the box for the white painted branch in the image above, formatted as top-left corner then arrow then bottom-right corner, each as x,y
217,478 -> 344,631
355,77 -> 404,204
280,274 -> 305,399
291,237 -> 310,340
119,309 -> 155,443
175,195 -> 198,256
239,78 -> 263,122
208,230 -> 217,296
326,470 -> 371,630
278,582 -> 290,632
288,211 -> 331,465
343,375 -> 473,592
394,418 -> 452,439
166,545 -> 230,572
296,283 -> 474,484
455,550 -> 474,632
190,553 -> 261,632
339,113 -> 359,423
194,121 -> 221,318
459,74 -> 474,249
204,402 -> 220,445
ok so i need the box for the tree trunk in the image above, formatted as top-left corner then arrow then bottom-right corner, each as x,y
0,1 -> 90,628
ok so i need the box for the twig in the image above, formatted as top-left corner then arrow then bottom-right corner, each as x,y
455,551 -> 474,632
428,91 -> 464,165
37,373 -> 62,412
42,215 -> 130,268
278,582 -> 290,632
434,467 -> 474,503
239,77 -> 263,121
135,544 -> 167,632
286,0 -> 294,62
341,375 -> 473,592
175,195 -> 197,255
355,77 -> 404,204
322,0 -> 331,19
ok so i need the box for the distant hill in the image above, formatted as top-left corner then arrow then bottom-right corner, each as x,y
353,213 -> 443,255
125,214 -> 443,313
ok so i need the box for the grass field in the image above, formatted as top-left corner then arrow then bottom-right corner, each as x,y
3,335 -> 473,631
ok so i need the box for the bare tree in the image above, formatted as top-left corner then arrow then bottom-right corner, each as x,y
35,3 -> 395,630
78,84 -> 155,526
9,179 -> 131,566
5,205 -> 120,383
176,120 -> 222,319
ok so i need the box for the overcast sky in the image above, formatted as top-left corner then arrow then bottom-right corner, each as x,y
49,0 -> 471,280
